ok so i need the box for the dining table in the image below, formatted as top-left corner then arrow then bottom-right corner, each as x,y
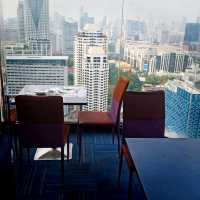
125,138 -> 200,200
7,84 -> 87,160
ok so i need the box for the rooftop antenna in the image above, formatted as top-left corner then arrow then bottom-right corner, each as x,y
118,0 -> 125,78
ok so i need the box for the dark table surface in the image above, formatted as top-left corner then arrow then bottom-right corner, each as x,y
126,138 -> 200,200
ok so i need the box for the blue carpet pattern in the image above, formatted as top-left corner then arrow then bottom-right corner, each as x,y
15,132 -> 146,200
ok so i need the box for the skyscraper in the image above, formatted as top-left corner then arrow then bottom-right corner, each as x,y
17,1 -> 25,43
184,23 -> 200,52
74,25 -> 108,111
24,0 -> 51,55
79,12 -> 95,31
75,25 -> 107,85
50,12 -> 65,55
125,20 -> 147,41
63,20 -> 78,56
165,80 -> 200,138
0,0 -> 4,41
184,23 -> 200,43
4,18 -> 19,42
82,46 -> 109,111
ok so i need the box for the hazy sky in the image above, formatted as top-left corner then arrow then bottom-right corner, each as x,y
1,0 -> 200,22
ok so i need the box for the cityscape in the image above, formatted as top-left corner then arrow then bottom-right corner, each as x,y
1,0 -> 200,138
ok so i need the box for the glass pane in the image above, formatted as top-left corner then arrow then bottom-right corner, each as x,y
1,0 -> 200,138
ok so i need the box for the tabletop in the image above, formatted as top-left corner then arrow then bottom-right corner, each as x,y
18,85 -> 87,105
125,138 -> 200,200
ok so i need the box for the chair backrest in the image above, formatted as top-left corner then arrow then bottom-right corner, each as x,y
15,95 -> 64,148
10,108 -> 16,123
110,76 -> 129,123
123,91 -> 165,138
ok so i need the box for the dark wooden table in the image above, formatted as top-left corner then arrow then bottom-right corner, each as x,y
126,138 -> 200,200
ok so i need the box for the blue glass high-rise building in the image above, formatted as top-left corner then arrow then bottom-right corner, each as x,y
184,23 -> 200,43
165,80 -> 200,138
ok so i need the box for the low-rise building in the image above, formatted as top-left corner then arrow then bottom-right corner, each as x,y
124,42 -> 193,74
6,55 -> 68,95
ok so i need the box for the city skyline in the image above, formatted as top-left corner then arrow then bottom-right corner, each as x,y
1,0 -> 200,23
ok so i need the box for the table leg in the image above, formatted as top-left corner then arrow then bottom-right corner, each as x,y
80,105 -> 83,111
7,96 -> 11,122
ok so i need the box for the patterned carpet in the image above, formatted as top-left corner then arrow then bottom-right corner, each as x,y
15,132 -> 146,200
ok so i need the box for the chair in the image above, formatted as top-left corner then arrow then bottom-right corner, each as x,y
118,91 -> 165,199
15,95 -> 70,186
77,76 -> 129,160
9,108 -> 18,158
5,95 -> 18,159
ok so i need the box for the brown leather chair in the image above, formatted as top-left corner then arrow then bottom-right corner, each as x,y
15,95 -> 70,186
118,91 -> 165,200
77,76 -> 129,160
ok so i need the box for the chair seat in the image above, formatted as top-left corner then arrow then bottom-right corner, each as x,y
78,111 -> 114,125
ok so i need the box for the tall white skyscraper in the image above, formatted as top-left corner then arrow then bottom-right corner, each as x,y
82,47 -> 109,111
74,25 -> 107,85
74,25 -> 109,111
23,0 -> 51,55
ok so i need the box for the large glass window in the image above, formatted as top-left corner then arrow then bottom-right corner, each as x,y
1,0 -> 200,137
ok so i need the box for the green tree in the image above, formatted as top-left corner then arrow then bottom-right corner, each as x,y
68,56 -> 74,67
109,62 -> 142,91
145,75 -> 160,85
120,71 -> 142,91
144,74 -> 175,86
109,63 -> 118,85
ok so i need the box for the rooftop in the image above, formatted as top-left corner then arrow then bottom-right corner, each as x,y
6,55 -> 69,60
125,42 -> 189,55
165,79 -> 200,94
87,46 -> 105,55
83,24 -> 100,32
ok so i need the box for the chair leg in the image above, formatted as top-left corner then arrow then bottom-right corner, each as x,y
61,145 -> 64,189
117,124 -> 121,155
112,126 -> 115,144
118,148 -> 123,187
78,126 -> 82,162
14,134 -> 18,159
19,141 -> 23,161
67,136 -> 69,161
76,122 -> 82,162
76,122 -> 79,145
128,169 -> 133,200
27,148 -> 30,162
10,125 -> 18,160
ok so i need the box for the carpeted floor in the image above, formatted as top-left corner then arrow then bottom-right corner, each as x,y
15,132 -> 146,200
